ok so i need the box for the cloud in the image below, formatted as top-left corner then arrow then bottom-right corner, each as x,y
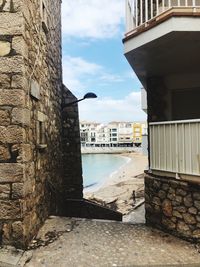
79,92 -> 147,123
62,55 -> 127,95
62,55 -> 102,94
99,73 -> 124,83
62,0 -> 125,39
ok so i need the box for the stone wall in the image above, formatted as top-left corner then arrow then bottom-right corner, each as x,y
0,0 -> 28,248
145,174 -> 200,241
61,86 -> 83,200
0,0 -> 83,248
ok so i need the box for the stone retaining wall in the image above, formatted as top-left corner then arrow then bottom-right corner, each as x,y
145,174 -> 200,241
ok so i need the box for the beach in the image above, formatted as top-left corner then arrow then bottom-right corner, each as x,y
84,152 -> 148,215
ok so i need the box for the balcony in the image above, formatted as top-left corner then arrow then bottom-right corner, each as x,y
125,0 -> 200,36
123,0 -> 200,87
149,119 -> 200,182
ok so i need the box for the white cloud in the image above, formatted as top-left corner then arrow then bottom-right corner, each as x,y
79,92 -> 147,123
62,0 -> 125,39
62,55 -> 102,94
62,55 -> 127,95
99,73 -> 124,82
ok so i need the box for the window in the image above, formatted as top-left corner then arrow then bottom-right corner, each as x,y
41,1 -> 48,33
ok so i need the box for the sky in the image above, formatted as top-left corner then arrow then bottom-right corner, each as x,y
61,0 -> 146,123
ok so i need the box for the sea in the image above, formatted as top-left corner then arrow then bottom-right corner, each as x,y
82,154 -> 130,191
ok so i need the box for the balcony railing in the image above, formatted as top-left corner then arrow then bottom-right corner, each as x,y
125,0 -> 200,34
149,119 -> 200,178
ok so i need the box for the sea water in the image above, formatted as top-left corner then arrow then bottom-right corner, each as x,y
82,154 -> 129,191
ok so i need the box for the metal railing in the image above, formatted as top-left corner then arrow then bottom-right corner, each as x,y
125,0 -> 200,33
149,119 -> 200,176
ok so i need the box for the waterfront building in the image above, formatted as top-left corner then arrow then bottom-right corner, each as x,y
80,121 -> 137,147
124,0 -> 200,241
133,122 -> 147,147
117,122 -> 133,146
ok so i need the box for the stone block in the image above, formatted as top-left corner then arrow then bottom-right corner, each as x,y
0,145 -> 11,161
172,210 -> 182,219
162,217 -> 176,229
0,0 -> 21,12
12,183 -> 23,199
12,144 -> 33,163
162,183 -> 169,191
188,207 -> 198,215
0,200 -> 22,219
30,79 -> 40,100
0,89 -> 25,107
11,74 -> 26,89
193,229 -> 200,238
12,221 -> 24,240
193,192 -> 200,200
0,41 -> 11,56
12,36 -> 28,58
0,73 -> 11,88
37,111 -> 46,122
0,163 -> 24,183
0,56 -> 23,73
152,197 -> 161,206
177,221 -> 190,232
11,108 -> 30,126
0,125 -> 26,143
0,110 -> 10,126
194,200 -> 200,210
158,190 -> 166,200
176,188 -> 187,197
183,195 -> 193,207
0,184 -> 10,199
0,13 -> 23,35
162,199 -> 172,217
2,223 -> 11,242
174,206 -> 187,213
183,213 -> 196,225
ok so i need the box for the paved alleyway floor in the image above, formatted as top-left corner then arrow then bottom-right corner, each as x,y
15,216 -> 200,267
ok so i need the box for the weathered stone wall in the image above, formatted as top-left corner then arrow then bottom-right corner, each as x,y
0,0 -> 83,248
0,0 -> 28,248
145,174 -> 200,241
62,86 -> 83,200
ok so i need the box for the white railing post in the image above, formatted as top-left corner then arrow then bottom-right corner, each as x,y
150,0 -> 153,18
140,0 -> 143,25
156,0 -> 159,15
135,0 -> 138,27
125,0 -> 135,32
145,0 -> 148,23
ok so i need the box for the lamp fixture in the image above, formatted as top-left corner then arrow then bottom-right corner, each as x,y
62,92 -> 97,108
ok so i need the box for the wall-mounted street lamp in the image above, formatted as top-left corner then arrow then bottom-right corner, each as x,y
62,92 -> 97,108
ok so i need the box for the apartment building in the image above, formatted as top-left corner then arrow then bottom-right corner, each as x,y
124,0 -> 200,241
133,122 -> 147,146
80,121 -> 146,147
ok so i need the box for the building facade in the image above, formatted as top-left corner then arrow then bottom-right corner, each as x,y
133,122 -> 147,146
124,0 -> 200,241
0,0 -> 82,248
80,121 -> 146,147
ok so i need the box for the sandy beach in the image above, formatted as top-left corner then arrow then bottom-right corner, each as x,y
84,152 -> 148,214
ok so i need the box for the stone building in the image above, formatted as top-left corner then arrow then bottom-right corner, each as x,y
0,0 -> 83,248
124,0 -> 200,241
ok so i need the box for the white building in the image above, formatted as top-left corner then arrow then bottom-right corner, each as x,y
80,121 -> 135,147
